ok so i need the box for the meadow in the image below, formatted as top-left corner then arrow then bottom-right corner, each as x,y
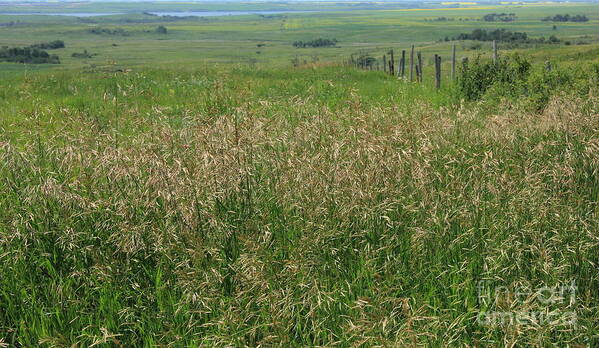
0,1 -> 598,346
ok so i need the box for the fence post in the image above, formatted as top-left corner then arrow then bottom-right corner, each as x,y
451,44 -> 456,81
383,55 -> 387,73
435,54 -> 441,89
389,50 -> 395,76
400,50 -> 406,78
410,45 -> 415,82
417,51 -> 423,83
492,40 -> 497,63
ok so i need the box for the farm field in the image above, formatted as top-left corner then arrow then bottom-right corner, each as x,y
0,1 -> 598,346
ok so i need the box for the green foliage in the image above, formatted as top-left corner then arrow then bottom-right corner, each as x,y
459,54 -> 596,111
88,27 -> 129,36
483,13 -> 516,22
351,53 -> 377,69
71,49 -> 96,58
29,40 -> 65,50
458,54 -> 531,101
293,38 -> 338,48
452,28 -> 561,45
455,28 -> 528,42
428,16 -> 454,21
155,25 -> 167,34
523,67 -> 574,110
0,46 -> 60,64
542,14 -> 589,22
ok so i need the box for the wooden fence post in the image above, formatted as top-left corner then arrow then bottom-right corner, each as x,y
451,44 -> 456,81
492,40 -> 497,63
389,50 -> 395,76
410,45 -> 415,82
400,50 -> 406,78
383,55 -> 387,73
417,51 -> 423,83
435,54 -> 441,89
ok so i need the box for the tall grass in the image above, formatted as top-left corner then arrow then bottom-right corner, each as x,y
0,65 -> 597,346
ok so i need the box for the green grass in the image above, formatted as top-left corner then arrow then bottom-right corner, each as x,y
0,2 -> 598,346
0,59 -> 598,346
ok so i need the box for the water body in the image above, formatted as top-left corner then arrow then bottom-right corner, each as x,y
148,11 -> 315,17
0,11 -> 315,17
0,12 -> 123,17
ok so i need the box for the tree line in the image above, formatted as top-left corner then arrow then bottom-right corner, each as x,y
542,14 -> 589,22
449,29 -> 560,44
483,13 -> 516,22
29,40 -> 65,50
0,46 -> 60,64
293,38 -> 338,48
88,27 -> 129,36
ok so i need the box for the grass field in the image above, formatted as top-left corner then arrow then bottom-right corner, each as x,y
0,1 -> 598,346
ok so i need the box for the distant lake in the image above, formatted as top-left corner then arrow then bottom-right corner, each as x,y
147,11 -> 315,17
0,12 -> 122,17
0,11 -> 315,18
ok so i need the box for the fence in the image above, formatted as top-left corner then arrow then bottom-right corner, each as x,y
348,40 -> 500,89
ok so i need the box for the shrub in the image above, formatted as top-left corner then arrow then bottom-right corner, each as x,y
355,54 -> 376,69
459,54 -> 595,111
88,27 -> 129,36
458,54 -> 531,101
454,28 -> 528,42
71,50 -> 96,59
293,38 -> 338,48
451,29 -> 560,45
29,40 -> 65,50
542,14 -> 589,22
523,68 -> 574,110
483,13 -> 516,22
155,26 -> 167,34
0,46 -> 60,64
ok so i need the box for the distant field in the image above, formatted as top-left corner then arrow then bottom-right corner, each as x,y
1,2 -> 598,72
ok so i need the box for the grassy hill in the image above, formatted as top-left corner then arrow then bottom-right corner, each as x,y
0,2 -> 598,346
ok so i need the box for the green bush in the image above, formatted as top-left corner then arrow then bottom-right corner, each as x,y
0,46 -> 60,64
29,40 -> 65,50
71,49 -> 96,59
293,38 -> 338,48
459,54 -> 596,111
458,54 -> 531,101
88,27 -> 129,36
524,68 -> 574,110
